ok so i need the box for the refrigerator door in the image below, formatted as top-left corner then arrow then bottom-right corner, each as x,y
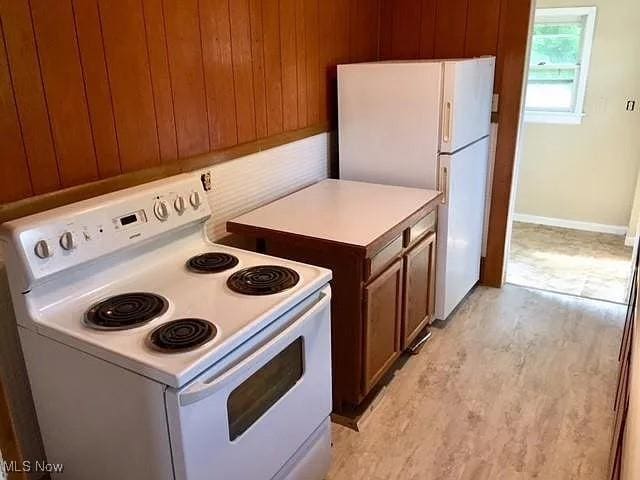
338,62 -> 442,189
435,137 -> 490,320
440,57 -> 495,154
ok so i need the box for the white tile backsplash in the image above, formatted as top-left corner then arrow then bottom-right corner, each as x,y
202,133 -> 331,240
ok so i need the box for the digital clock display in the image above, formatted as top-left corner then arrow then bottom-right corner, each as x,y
120,214 -> 138,226
114,209 -> 147,229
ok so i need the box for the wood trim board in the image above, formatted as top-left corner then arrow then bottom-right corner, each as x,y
481,0 -> 534,287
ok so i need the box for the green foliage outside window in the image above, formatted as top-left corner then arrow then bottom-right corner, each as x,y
529,22 -> 583,83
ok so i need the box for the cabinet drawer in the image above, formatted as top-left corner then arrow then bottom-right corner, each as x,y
404,210 -> 436,248
366,235 -> 403,280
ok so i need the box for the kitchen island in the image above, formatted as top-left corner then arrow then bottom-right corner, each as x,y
227,179 -> 442,415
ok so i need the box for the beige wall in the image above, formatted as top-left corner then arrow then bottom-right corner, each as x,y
627,172 -> 640,239
515,0 -> 640,227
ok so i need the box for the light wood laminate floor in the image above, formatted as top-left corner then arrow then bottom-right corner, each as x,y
328,285 -> 624,480
507,222 -> 633,303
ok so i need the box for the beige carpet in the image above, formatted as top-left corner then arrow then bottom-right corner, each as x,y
507,222 -> 633,303
328,285 -> 623,480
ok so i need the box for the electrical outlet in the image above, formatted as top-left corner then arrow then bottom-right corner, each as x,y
200,171 -> 212,192
626,99 -> 637,112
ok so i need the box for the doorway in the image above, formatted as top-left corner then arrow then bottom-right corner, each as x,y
505,0 -> 640,303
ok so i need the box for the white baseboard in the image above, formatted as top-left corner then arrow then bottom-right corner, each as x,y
513,213 -> 628,236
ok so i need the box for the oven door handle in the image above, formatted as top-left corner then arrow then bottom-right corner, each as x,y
179,288 -> 331,407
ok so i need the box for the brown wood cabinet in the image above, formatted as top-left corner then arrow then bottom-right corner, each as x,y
610,244 -> 639,479
227,180 -> 442,413
402,232 -> 437,349
363,259 -> 403,392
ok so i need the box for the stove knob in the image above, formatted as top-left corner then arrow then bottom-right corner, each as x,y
189,192 -> 202,210
59,231 -> 76,251
34,240 -> 52,259
174,196 -> 186,215
154,200 -> 170,221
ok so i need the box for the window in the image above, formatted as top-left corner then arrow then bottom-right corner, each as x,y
525,7 -> 596,124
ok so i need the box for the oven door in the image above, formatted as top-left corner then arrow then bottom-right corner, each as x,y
165,286 -> 332,480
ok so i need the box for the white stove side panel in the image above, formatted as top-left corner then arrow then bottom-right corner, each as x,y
202,133 -> 331,241
19,328 -> 173,480
0,261 -> 46,480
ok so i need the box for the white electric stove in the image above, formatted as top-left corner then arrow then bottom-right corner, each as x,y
1,174 -> 333,480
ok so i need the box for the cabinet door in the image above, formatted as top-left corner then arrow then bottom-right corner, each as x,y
609,246 -> 639,479
402,232 -> 436,349
363,259 -> 402,393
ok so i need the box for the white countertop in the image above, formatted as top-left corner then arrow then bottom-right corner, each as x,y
228,179 -> 441,248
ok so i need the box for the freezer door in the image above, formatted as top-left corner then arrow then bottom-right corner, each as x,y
338,62 -> 442,189
440,57 -> 495,154
435,137 -> 490,320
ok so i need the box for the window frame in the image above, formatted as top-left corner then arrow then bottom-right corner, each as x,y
524,6 -> 597,125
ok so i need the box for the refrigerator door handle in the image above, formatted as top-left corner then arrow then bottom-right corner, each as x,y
439,165 -> 449,205
443,101 -> 453,144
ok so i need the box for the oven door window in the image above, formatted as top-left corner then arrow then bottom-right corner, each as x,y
227,337 -> 304,441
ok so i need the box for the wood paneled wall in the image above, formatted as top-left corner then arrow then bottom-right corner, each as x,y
379,0 -> 503,61
0,0 -> 380,204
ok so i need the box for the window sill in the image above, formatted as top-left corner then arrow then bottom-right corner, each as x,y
524,111 -> 584,125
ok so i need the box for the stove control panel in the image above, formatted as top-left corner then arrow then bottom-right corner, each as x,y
2,174 -> 211,290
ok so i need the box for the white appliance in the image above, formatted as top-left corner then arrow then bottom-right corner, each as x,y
0,174 -> 333,480
338,57 -> 495,320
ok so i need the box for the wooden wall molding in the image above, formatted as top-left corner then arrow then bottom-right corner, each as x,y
0,124 -> 328,224
481,0 -> 533,287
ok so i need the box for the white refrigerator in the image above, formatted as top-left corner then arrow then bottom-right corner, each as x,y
337,57 -> 495,320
